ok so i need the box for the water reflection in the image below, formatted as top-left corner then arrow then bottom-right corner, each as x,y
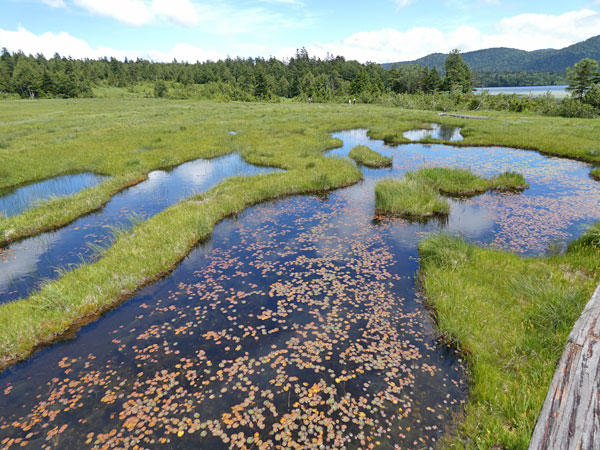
0,154 -> 279,302
403,123 -> 464,142
0,173 -> 108,217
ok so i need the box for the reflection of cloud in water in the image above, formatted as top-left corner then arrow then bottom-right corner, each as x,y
0,231 -> 62,294
330,129 -> 600,254
446,199 -> 496,240
403,124 -> 463,142
0,153 -> 280,303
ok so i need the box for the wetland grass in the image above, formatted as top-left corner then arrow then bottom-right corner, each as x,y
348,145 -> 392,168
375,167 -> 528,218
414,167 -> 528,196
1,100 -> 599,243
418,227 -> 600,449
375,177 -> 450,218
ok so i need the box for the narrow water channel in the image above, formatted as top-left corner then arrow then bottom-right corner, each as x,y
0,173 -> 108,218
0,154 -> 278,303
0,130 -> 599,449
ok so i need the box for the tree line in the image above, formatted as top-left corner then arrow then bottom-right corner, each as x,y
0,47 -> 472,101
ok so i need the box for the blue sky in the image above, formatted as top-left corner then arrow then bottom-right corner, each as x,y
1,0 -> 600,63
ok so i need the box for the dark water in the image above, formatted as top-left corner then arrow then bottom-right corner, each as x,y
0,131 -> 599,450
0,173 -> 108,218
402,124 -> 463,142
0,154 -> 278,303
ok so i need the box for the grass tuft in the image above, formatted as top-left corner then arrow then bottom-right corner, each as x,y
568,222 -> 600,251
375,177 -> 450,218
412,167 -> 528,196
375,167 -> 528,218
348,145 -> 392,168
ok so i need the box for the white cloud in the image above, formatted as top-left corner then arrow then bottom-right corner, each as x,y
40,0 -> 66,7
391,0 -> 416,6
147,43 -> 225,62
151,0 -> 199,27
0,26 -> 223,62
282,8 -> 600,62
72,0 -> 198,27
1,9 -> 599,64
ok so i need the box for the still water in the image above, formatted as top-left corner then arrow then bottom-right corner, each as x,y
402,124 -> 463,142
0,173 -> 108,218
0,130 -> 599,449
0,155 -> 279,303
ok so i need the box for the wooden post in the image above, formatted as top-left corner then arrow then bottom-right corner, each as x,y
528,285 -> 600,450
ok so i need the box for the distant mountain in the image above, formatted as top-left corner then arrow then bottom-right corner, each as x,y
382,35 -> 600,74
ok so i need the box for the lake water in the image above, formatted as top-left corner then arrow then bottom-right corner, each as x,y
474,85 -> 568,98
0,131 -> 599,449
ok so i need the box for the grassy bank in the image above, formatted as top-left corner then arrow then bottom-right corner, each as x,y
0,174 -> 146,245
375,168 -> 527,218
418,227 -> 600,449
0,159 -> 360,368
414,167 -> 528,196
349,145 -> 392,168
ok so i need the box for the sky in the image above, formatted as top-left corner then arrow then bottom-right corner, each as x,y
1,0 -> 600,63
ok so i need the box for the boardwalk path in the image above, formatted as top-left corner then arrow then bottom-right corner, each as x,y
529,285 -> 600,449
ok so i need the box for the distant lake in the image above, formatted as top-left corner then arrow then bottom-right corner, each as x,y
474,85 -> 568,98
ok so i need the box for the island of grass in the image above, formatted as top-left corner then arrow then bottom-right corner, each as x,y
348,145 -> 392,168
418,223 -> 600,449
375,177 -> 450,218
375,167 -> 528,218
592,167 -> 600,181
415,167 -> 529,196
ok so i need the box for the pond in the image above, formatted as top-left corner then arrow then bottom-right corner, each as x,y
0,173 -> 108,218
0,154 -> 279,303
0,130 -> 599,449
402,124 -> 463,142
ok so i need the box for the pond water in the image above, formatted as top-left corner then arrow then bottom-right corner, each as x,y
0,173 -> 108,218
0,154 -> 279,303
402,124 -> 463,142
1,131 -> 600,449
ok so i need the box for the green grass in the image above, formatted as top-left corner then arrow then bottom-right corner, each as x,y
375,167 -> 527,218
418,227 -> 600,449
375,177 -> 450,218
348,145 -> 392,168
0,174 -> 146,244
413,167 -> 528,196
592,167 -> 600,181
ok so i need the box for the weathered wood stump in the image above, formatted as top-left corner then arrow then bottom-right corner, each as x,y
528,285 -> 600,450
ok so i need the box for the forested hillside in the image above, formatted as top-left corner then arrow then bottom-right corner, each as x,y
383,35 -> 600,86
